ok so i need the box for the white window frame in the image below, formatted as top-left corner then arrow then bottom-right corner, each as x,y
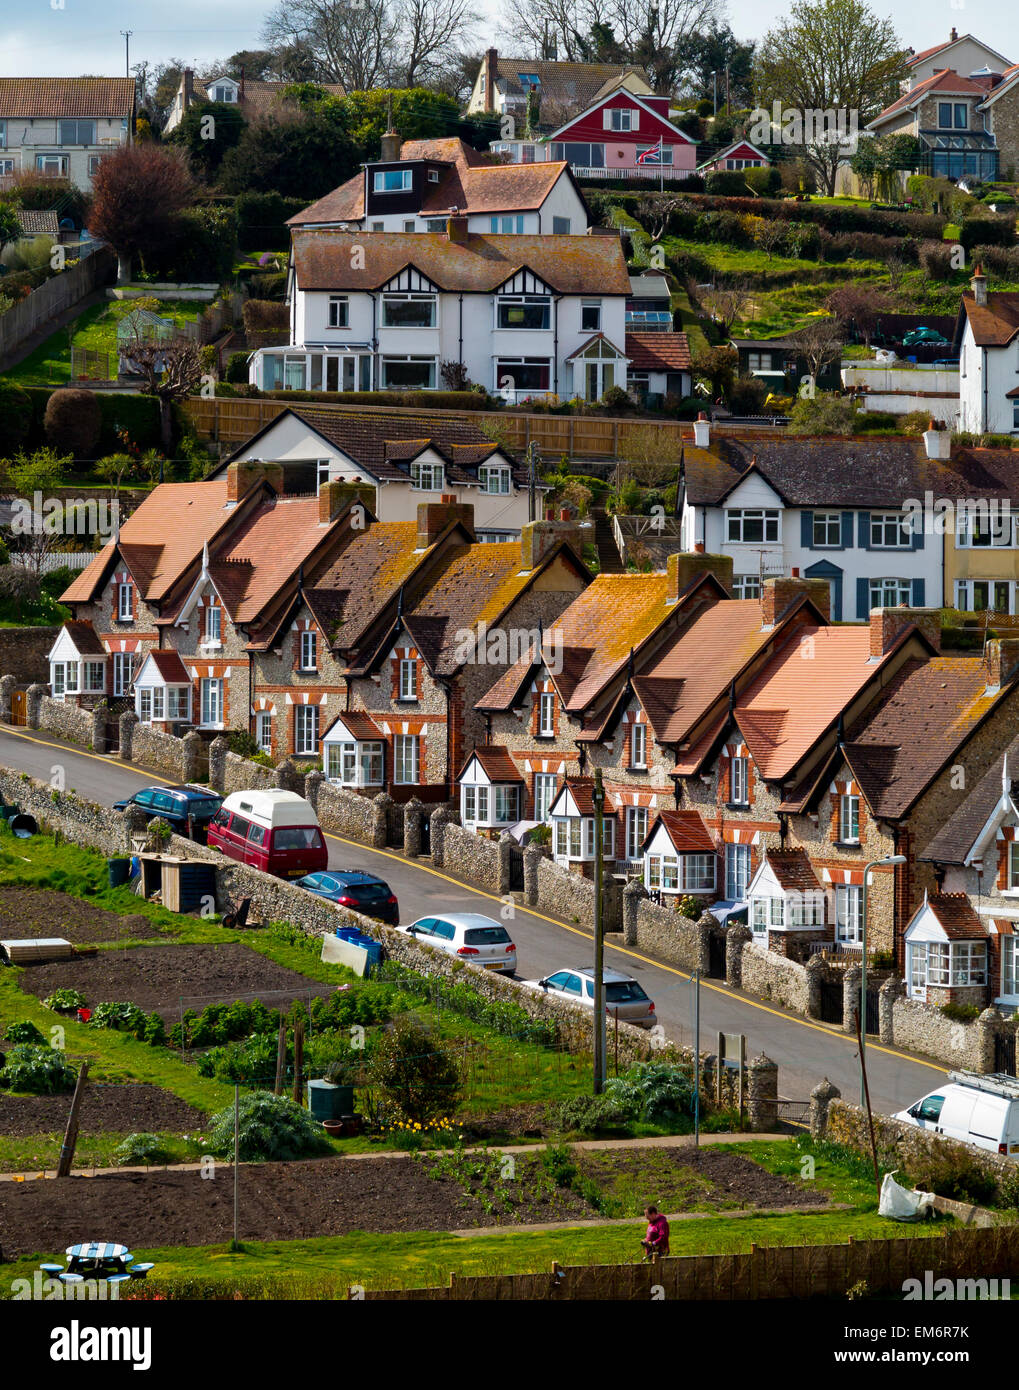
534,772 -> 557,821
300,630 -> 318,672
732,576 -> 761,599
538,692 -> 555,736
328,296 -> 349,329
200,676 -> 223,728
1002,936 -> 1019,997
681,853 -> 716,893
726,509 -> 780,543
730,756 -> 749,805
626,806 -> 648,862
870,511 -> 911,549
839,793 -> 860,844
83,660 -> 105,694
294,704 -> 319,756
1009,841 -> 1019,890
167,686 -> 190,721
631,722 -> 647,769
399,657 -> 417,701
380,356 -> 437,390
410,460 -> 443,491
256,711 -> 272,753
380,293 -> 437,329
117,583 -> 133,621
610,108 -> 634,131
394,733 -> 419,784
581,299 -> 602,332
373,169 -> 413,193
496,294 -> 551,331
725,843 -> 751,900
835,885 -> 863,944
478,465 -> 511,494
813,511 -> 841,547
205,604 -> 221,646
112,652 -> 135,697
138,688 -> 152,724
869,578 -> 911,609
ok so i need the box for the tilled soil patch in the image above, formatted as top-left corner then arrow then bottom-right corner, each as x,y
0,1155 -> 592,1256
15,944 -> 334,1018
0,1084 -> 208,1139
0,887 -> 159,945
576,1147 -> 828,1213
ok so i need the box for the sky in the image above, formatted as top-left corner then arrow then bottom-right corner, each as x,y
1,0 -> 1017,78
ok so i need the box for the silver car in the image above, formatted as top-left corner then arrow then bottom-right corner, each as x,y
521,967 -> 657,1028
401,913 -> 517,974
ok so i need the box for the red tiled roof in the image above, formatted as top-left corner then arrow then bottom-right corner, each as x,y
291,230 -> 631,296
60,619 -> 106,656
960,290 -> 1019,347
206,496 -> 330,624
734,626 -> 877,781
871,68 -> 989,125
648,809 -> 715,855
459,745 -> 524,784
144,649 -> 190,683
625,332 -> 691,371
765,848 -> 821,894
0,77 -> 135,119
322,710 -> 384,741
925,893 -> 988,940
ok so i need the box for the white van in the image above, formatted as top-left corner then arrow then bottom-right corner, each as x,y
206,789 -> 328,879
894,1071 -> 1019,1157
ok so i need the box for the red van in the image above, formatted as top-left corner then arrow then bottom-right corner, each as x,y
206,789 -> 328,880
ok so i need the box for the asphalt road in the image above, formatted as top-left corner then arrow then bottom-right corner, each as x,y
0,724 -> 949,1116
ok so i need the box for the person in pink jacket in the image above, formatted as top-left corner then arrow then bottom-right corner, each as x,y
641,1205 -> 670,1260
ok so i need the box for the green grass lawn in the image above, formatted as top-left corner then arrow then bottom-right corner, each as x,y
5,298 -> 204,387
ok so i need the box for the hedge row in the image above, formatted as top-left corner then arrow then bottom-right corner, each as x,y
0,384 -> 163,457
240,388 -> 493,411
607,189 -> 947,239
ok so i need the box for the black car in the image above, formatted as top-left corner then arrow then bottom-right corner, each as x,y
296,870 -> 400,924
112,786 -> 223,840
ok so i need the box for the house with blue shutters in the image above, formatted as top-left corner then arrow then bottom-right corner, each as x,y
677,434 -> 944,621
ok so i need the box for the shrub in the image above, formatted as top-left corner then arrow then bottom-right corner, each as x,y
908,1146 -> 998,1205
233,191 -> 307,251
113,1132 -> 173,1166
248,271 -> 288,301
225,351 -> 252,383
4,1020 -> 45,1045
0,382 -> 33,451
920,242 -> 954,280
207,1090 -> 332,1161
367,1018 -> 462,1126
705,170 -> 750,196
546,1092 -> 632,1134
605,1061 -> 694,1124
939,1002 -> 980,1023
0,1043 -> 77,1094
788,393 -> 856,435
959,214 -> 1016,251
599,384 -> 634,413
744,165 -> 782,197
43,987 -> 87,1013
43,388 -> 101,459
89,1000 -> 148,1033
147,204 -> 237,284
242,298 -> 289,333
727,374 -> 768,414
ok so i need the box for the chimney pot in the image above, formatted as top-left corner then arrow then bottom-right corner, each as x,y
971,264 -> 988,307
380,127 -> 402,162
692,413 -> 710,448
923,422 -> 952,459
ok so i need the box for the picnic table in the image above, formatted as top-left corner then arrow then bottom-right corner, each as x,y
38,1242 -> 155,1284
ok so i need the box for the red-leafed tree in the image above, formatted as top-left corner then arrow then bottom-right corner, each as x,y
88,144 -> 196,283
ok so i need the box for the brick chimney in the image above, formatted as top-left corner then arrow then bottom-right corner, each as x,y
521,519 -> 582,571
318,479 -> 376,524
447,214 -> 469,243
417,497 -> 475,547
226,460 -> 284,503
985,638 -> 1019,690
950,26 -> 958,41
666,550 -> 733,603
380,126 -> 402,162
484,48 -> 498,112
692,411 -> 710,448
183,67 -> 195,111
869,606 -> 941,658
923,419 -> 951,460
971,264 -> 987,308
762,575 -> 831,625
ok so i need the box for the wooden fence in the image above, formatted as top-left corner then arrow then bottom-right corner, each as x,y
0,247 -> 116,365
354,1224 -> 1019,1301
182,395 -> 713,460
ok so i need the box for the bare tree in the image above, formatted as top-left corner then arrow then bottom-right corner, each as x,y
633,194 -> 686,242
825,284 -> 892,347
701,280 -> 752,335
262,0 -> 400,90
397,0 -> 482,87
120,337 -> 204,452
792,316 -> 843,381
619,425 -> 681,487
753,219 -> 788,261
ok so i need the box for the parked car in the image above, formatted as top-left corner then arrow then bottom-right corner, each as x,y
894,1071 -> 1019,1157
296,870 -> 399,925
206,789 -> 328,880
400,913 -> 516,973
112,785 -> 222,840
519,967 -> 657,1028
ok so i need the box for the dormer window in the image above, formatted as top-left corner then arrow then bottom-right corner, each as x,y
374,169 -> 413,193
213,85 -> 236,102
410,460 -> 443,491
478,465 -> 510,494
117,583 -> 133,622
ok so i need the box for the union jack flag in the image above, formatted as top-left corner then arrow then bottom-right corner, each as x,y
637,139 -> 663,165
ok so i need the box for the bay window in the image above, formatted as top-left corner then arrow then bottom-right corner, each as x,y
326,741 -> 383,787
647,853 -> 715,894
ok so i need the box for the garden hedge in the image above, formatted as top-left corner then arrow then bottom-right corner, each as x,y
21,387 -> 163,457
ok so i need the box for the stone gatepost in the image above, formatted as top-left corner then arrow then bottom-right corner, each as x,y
879,975 -> 902,1045
622,878 -> 646,946
842,963 -> 863,1035
977,1007 -> 1005,1074
120,802 -> 148,853
0,674 -> 17,723
804,953 -> 826,1020
747,1053 -> 779,1132
275,758 -> 301,793
304,769 -> 325,811
809,1077 -> 840,1140
370,792 -> 392,850
208,736 -> 229,793
119,709 -> 138,763
725,922 -> 753,988
90,704 -> 107,755
498,831 -> 513,894
523,843 -> 542,906
26,683 -> 46,730
181,730 -> 204,783
695,914 -> 714,974
429,804 -> 454,867
404,798 -> 424,858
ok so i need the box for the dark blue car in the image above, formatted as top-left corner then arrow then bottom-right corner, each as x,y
112,785 -> 223,840
296,870 -> 399,925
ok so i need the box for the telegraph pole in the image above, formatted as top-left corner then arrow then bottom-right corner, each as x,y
121,31 -> 133,79
592,767 -> 606,1094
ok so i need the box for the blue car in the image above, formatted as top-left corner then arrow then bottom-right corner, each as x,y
112,785 -> 223,840
296,870 -> 400,925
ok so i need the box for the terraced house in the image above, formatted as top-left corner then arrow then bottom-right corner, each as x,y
246,224 -> 632,404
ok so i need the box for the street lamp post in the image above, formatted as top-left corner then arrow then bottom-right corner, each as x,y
860,854 -> 906,1103
592,768 -> 606,1095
